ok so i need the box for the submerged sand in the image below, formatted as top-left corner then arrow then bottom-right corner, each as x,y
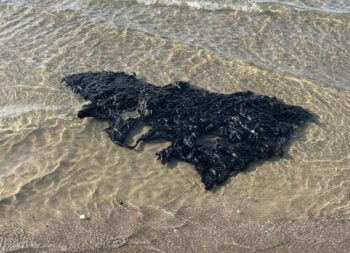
0,1 -> 350,252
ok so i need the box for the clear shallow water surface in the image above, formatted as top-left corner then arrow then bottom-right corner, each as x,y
0,0 -> 349,251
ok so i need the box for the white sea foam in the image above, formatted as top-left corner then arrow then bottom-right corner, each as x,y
135,0 -> 350,13
136,0 -> 261,11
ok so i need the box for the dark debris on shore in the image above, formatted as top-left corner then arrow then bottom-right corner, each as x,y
63,71 -> 313,190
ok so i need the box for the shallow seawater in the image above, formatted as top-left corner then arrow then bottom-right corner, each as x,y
0,0 -> 349,252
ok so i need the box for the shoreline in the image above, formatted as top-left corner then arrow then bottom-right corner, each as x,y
1,202 -> 349,252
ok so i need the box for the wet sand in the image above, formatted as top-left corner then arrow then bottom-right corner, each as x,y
1,201 -> 350,252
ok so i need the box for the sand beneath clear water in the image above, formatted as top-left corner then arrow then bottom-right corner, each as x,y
0,1 -> 349,252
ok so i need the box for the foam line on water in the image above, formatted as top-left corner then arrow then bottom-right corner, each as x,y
135,0 -> 350,13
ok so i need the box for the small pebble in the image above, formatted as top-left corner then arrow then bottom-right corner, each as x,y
79,213 -> 90,220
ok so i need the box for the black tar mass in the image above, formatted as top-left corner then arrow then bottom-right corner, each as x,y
63,71 -> 312,190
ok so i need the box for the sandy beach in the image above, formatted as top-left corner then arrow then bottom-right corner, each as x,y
1,201 -> 350,252
0,0 -> 349,252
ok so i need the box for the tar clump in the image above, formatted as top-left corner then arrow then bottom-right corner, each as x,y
63,71 -> 313,190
